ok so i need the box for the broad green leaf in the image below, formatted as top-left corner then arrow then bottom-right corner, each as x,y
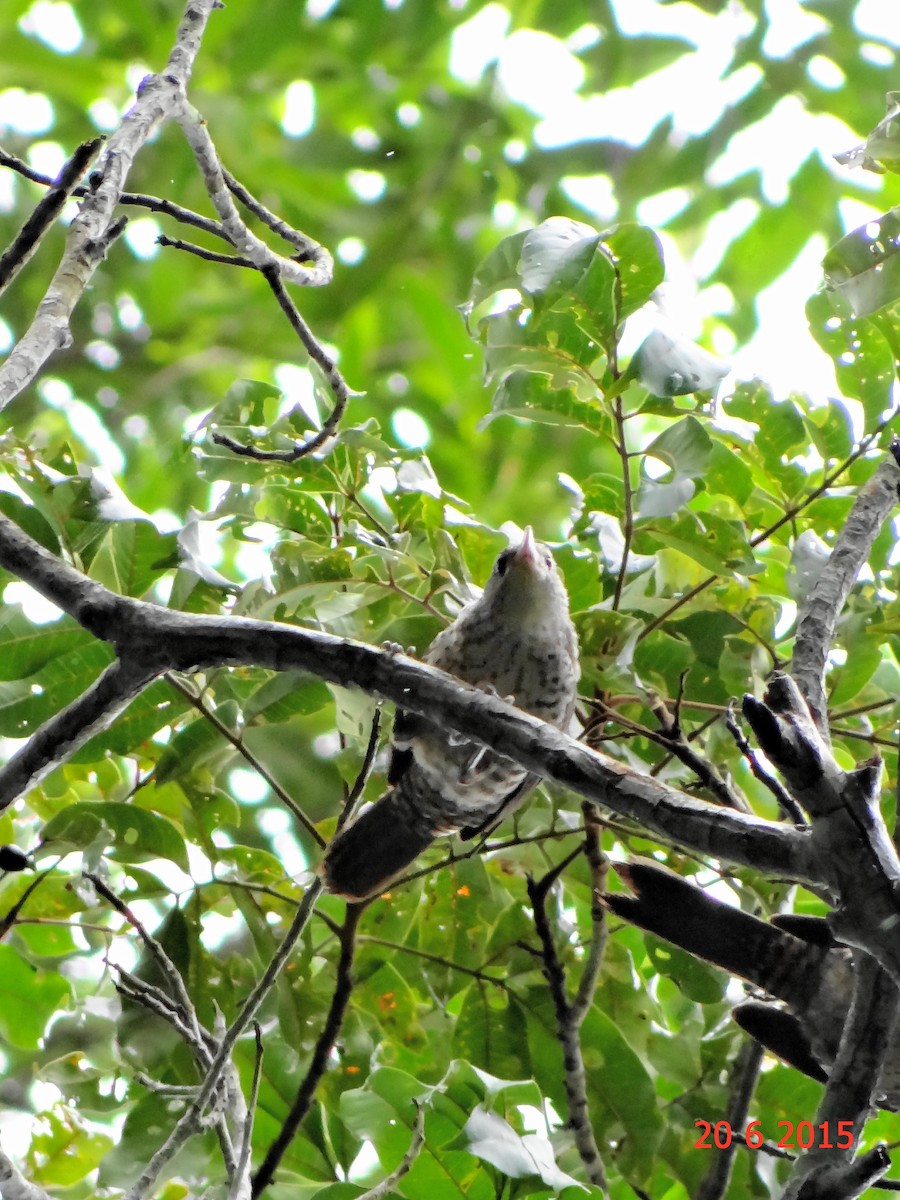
88,520 -> 179,596
581,1005 -> 664,1182
74,679 -> 190,761
823,205 -> 900,317
463,229 -> 529,315
40,801 -> 189,868
602,223 -> 666,319
0,944 -> 69,1049
807,291 -> 895,419
27,1104 -> 114,1186
0,609 -> 91,680
482,370 -> 609,434
519,218 -> 603,305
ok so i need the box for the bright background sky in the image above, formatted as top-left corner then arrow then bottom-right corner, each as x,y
444,0 -> 895,411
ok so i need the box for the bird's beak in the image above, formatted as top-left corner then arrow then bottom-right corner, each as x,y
515,526 -> 538,565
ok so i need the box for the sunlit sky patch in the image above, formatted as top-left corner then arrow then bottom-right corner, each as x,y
449,0 -> 896,403
18,1 -> 82,53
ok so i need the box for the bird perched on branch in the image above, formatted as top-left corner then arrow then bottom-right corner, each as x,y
322,527 -> 580,901
604,859 -> 900,1109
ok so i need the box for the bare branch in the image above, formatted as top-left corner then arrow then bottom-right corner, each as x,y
571,802 -> 609,1025
782,954 -> 896,1197
647,689 -> 751,812
122,879 -> 322,1200
0,137 -> 102,292
87,872 -> 203,1045
527,858 -> 608,1192
172,100 -> 331,288
229,1025 -> 263,1200
792,443 -> 900,739
0,0 -> 222,411
0,148 -> 231,241
211,264 -> 355,461
743,676 -> 900,987
251,901 -> 364,1196
0,658 -> 160,808
338,706 -> 383,833
223,167 -> 328,265
724,699 -> 808,826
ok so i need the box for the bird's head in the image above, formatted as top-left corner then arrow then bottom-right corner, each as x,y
481,527 -> 570,626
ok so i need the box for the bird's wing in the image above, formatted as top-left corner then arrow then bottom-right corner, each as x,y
458,772 -> 539,840
387,709 -> 430,784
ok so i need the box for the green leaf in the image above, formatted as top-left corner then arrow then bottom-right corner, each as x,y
823,205 -> 900,317
0,944 -> 69,1049
75,679 -> 191,761
807,291 -> 895,419
0,609 -> 92,681
482,370 -> 609,434
40,802 -> 189,869
602,223 -> 666,319
27,1104 -> 114,1186
88,520 -> 179,596
519,218 -> 603,305
463,229 -> 529,316
636,417 -> 713,520
581,1006 -> 664,1181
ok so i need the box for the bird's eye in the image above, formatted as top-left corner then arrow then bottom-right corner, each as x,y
495,549 -> 514,576
542,550 -> 554,569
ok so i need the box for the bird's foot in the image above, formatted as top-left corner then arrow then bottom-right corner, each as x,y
382,640 -> 416,657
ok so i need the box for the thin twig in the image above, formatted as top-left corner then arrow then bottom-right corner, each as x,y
356,1101 -> 426,1200
229,1024 -> 263,1200
251,899 -> 364,1196
572,803 -> 609,1024
337,707 -> 383,834
0,137 -> 103,291
223,168 -> 326,264
527,852 -> 608,1193
611,397 -> 634,612
211,263 -> 355,462
157,234 -> 254,267
165,673 -> 326,848
0,147 -> 230,242
87,872 -> 203,1043
724,701 -> 808,826
647,689 -> 751,812
122,879 -> 323,1200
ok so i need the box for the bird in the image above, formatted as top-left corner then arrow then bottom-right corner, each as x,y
603,859 -> 900,1109
321,527 -> 580,901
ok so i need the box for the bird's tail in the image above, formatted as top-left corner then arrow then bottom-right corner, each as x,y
321,787 -> 436,901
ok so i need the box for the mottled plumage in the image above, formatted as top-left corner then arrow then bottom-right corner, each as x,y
322,527 -> 580,900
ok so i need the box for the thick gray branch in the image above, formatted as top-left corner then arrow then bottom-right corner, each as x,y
0,659 -> 158,808
791,445 -> 900,737
0,509 -> 809,884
